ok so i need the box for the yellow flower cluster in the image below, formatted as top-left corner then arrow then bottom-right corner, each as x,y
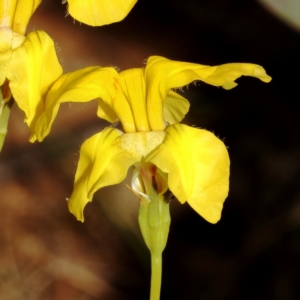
0,0 -> 271,225
45,58 -> 270,224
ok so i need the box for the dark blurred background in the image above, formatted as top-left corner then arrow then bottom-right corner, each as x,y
0,0 -> 300,299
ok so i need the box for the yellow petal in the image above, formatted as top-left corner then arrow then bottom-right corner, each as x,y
145,56 -> 272,130
0,0 -> 41,34
68,128 -> 165,221
146,124 -> 230,224
163,90 -> 190,125
67,0 -> 137,26
68,127 -> 125,222
0,30 -> 26,85
119,68 -> 150,131
7,30 -> 63,131
32,66 -> 119,142
0,48 -> 12,86
0,0 -> 40,85
31,66 -> 136,142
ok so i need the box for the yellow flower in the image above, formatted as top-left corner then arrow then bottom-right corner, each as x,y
0,0 -> 63,135
65,0 -> 137,26
31,56 -> 271,223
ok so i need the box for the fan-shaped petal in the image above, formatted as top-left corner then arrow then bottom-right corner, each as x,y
67,0 -> 137,26
68,128 -> 165,221
7,30 -> 63,131
146,123 -> 230,224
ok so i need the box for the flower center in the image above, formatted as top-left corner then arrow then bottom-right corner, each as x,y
0,28 -> 25,51
131,161 -> 168,203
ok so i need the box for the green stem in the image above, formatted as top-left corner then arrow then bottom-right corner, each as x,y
150,253 -> 162,300
0,99 -> 13,152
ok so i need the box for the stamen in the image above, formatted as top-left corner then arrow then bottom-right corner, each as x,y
126,184 -> 150,204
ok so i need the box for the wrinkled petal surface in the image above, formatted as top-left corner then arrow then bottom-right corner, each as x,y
145,56 -> 272,130
31,66 -> 123,142
7,30 -> 63,131
146,123 -> 230,224
68,128 -> 165,221
67,0 -> 137,26
0,0 -> 41,34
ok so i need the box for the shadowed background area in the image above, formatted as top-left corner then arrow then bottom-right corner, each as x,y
0,0 -> 299,299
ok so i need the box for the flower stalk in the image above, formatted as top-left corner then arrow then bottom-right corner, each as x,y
150,253 -> 163,300
136,163 -> 171,300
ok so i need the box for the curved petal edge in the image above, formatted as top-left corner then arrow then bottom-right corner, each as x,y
67,0 -> 137,26
146,123 -> 230,224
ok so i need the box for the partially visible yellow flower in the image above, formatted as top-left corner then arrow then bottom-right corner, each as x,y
0,0 -> 63,137
65,0 -> 137,26
31,56 -> 271,223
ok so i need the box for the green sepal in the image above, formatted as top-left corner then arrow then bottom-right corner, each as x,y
138,187 -> 171,254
